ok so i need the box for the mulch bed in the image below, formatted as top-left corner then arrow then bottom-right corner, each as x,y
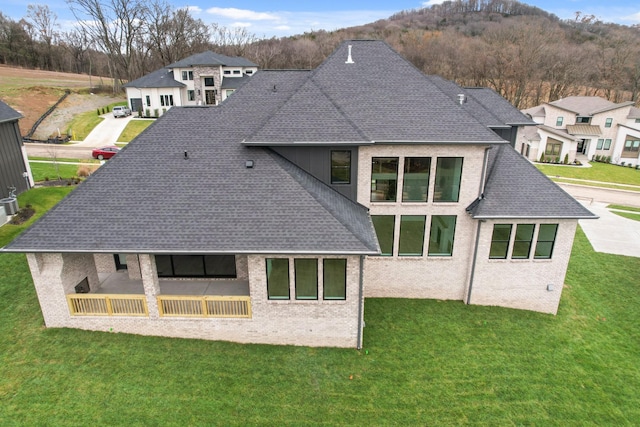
9,205 -> 35,225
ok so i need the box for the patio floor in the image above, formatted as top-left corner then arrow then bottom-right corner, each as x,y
95,272 -> 250,296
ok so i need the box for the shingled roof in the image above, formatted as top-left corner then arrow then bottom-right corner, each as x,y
0,100 -> 22,124
167,51 -> 257,69
467,144 -> 596,219
123,68 -> 185,89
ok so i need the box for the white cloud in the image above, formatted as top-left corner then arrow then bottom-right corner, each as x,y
422,0 -> 446,6
622,11 -> 640,22
230,22 -> 253,28
186,6 -> 202,14
206,7 -> 280,21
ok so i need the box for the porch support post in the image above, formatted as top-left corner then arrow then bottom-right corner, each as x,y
139,254 -> 160,319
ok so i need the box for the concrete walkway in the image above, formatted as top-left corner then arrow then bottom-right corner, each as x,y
75,113 -> 135,148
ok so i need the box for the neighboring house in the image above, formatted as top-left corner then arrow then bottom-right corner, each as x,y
123,51 -> 258,116
0,100 -> 33,199
522,96 -> 640,166
3,41 -> 596,349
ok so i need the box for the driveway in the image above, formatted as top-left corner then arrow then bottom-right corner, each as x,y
559,183 -> 640,258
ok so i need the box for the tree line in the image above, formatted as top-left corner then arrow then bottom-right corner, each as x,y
1,0 -> 639,109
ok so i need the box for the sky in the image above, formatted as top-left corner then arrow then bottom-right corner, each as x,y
3,0 -> 640,39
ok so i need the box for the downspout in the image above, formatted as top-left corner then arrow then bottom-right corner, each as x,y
356,255 -> 365,350
467,220 -> 482,304
467,146 -> 492,304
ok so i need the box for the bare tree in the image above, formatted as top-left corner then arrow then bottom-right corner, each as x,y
26,4 -> 58,70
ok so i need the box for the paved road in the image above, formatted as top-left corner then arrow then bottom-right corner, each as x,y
25,113 -> 136,158
558,182 -> 640,208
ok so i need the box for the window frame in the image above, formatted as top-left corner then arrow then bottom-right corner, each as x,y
266,258 -> 290,300
534,224 -> 559,259
372,215 -> 395,256
370,157 -> 399,202
402,157 -> 431,202
603,139 -> 612,150
294,259 -> 318,300
511,224 -> 535,259
596,139 -> 604,150
187,90 -> 195,101
428,215 -> 457,257
155,255 -> 237,278
398,215 -> 426,256
433,157 -> 463,203
489,224 -> 512,259
604,118 -> 613,128
323,259 -> 346,300
556,116 -> 563,126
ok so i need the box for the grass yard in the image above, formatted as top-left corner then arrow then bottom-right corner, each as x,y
611,211 -> 640,221
536,161 -> 640,186
0,188 -> 639,425
117,119 -> 154,143
29,162 -> 82,182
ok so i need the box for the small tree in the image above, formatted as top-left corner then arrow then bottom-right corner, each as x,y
563,153 -> 569,164
539,152 -> 545,163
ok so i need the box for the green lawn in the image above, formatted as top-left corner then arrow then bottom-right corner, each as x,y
117,119 -> 154,143
29,162 -> 81,182
536,161 -> 640,186
608,204 -> 640,213
0,189 -> 639,425
612,211 -> 640,221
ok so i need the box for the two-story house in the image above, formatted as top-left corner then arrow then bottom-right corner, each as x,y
0,100 -> 33,200
123,51 -> 258,116
3,41 -> 596,349
522,97 -> 640,166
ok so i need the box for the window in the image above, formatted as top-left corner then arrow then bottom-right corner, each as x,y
155,255 -> 236,278
145,95 -> 150,107
323,259 -> 346,300
596,139 -> 604,149
187,90 -> 195,101
512,224 -> 535,259
331,151 -> 351,184
160,94 -> 174,107
204,77 -> 215,87
233,70 -> 241,75
636,118 -> 640,123
534,224 -> 558,259
226,89 -> 235,97
545,140 -> 562,156
576,117 -> 591,124
402,157 -> 430,202
246,70 -> 253,75
603,139 -> 612,150
223,70 -> 231,75
372,215 -> 395,256
428,215 -> 456,256
489,224 -> 512,259
556,116 -> 563,126
181,71 -> 193,80
434,157 -> 463,202
622,140 -> 640,158
266,259 -> 289,300
371,157 -> 398,201
294,259 -> 317,300
604,118 -> 613,128
398,215 -> 426,256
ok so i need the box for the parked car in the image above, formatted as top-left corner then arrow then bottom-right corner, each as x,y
92,146 -> 120,160
113,106 -> 132,118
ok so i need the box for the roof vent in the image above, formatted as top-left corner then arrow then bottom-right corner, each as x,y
245,160 -> 254,169
457,94 -> 467,105
184,151 -> 189,160
345,45 -> 354,64
272,84 -> 277,92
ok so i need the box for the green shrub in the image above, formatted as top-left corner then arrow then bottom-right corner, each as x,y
539,152 -> 545,163
145,108 -> 150,117
96,108 -> 100,116
563,154 -> 569,164
154,108 -> 159,118
606,156 -> 612,163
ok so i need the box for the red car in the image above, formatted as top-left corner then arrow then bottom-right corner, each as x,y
92,146 -> 120,160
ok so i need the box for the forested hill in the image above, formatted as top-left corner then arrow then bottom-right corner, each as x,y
252,0 -> 640,109
2,0 -> 639,109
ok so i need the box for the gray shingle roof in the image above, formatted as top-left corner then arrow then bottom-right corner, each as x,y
167,51 -> 257,68
464,88 -> 535,126
221,75 -> 252,90
245,41 -> 505,144
0,100 -> 22,124
467,144 -> 597,219
548,96 -> 633,116
123,68 -> 185,89
4,76 -> 378,255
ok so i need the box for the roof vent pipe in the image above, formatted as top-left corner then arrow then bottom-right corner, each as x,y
184,151 -> 188,160
457,94 -> 466,105
345,45 -> 354,64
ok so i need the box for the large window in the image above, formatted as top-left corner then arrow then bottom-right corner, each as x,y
398,215 -> 426,256
545,140 -> 562,156
428,215 -> 456,256
622,139 -> 640,157
596,139 -> 604,150
372,215 -> 395,256
182,70 -> 193,80
266,259 -> 290,300
434,157 -> 463,202
204,77 -> 215,86
576,117 -> 591,124
371,157 -> 398,201
489,224 -> 512,259
187,90 -> 195,101
295,259 -> 317,300
534,224 -> 558,259
323,259 -> 346,300
512,224 -> 535,259
331,151 -> 351,184
160,94 -> 174,107
603,139 -> 612,150
402,157 -> 430,202
155,255 -> 236,278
